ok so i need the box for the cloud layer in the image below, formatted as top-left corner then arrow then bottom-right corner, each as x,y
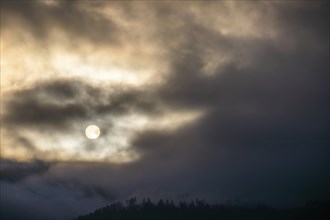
1,1 -> 329,219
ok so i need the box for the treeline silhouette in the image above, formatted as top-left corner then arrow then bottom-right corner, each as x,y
75,198 -> 329,220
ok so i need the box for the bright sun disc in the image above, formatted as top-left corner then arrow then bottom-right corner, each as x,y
85,125 -> 101,139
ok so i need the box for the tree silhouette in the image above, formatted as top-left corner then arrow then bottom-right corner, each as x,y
74,198 -> 330,220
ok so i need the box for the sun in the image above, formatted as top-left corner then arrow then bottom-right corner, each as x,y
85,124 -> 101,139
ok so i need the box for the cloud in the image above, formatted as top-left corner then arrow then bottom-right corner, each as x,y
1,1 -> 329,220
0,160 -> 114,220
0,180 -> 107,220
271,1 -> 330,46
1,0 -> 120,46
0,159 -> 51,183
3,79 -> 159,129
126,0 -> 330,207
1,78 -> 165,162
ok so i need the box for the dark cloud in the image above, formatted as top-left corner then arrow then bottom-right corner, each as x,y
273,1 -> 330,46
130,0 -> 330,207
159,48 -> 329,142
0,180 -> 107,220
0,159 -> 51,182
39,80 -> 82,99
152,1 -> 329,146
4,97 -> 88,127
0,161 -> 114,220
3,79 -> 160,129
94,87 -> 160,116
45,179 -> 115,202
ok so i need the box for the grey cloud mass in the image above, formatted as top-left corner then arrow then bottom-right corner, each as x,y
1,1 -> 329,220
0,159 -> 51,183
3,79 -> 159,129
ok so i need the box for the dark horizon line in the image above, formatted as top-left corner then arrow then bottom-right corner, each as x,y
74,197 -> 330,220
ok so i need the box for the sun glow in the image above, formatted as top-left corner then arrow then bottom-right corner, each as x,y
85,125 -> 101,139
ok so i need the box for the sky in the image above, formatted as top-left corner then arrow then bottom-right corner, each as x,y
0,0 -> 329,219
